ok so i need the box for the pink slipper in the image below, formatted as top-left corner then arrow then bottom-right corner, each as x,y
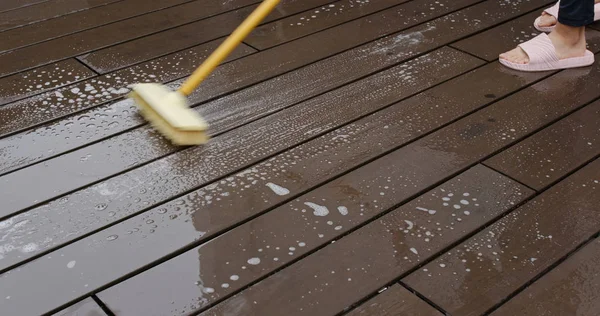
499,33 -> 594,72
534,1 -> 600,32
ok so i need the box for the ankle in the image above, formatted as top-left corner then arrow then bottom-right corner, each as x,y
552,23 -> 586,45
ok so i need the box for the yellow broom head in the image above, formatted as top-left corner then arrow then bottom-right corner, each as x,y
128,83 -> 209,145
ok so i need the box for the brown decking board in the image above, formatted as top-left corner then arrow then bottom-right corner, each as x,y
0,39 -> 255,173
78,0 -> 397,73
0,54 -> 544,278
451,9 -> 600,61
0,0 -> 198,54
0,0 -> 486,139
97,56 -> 600,314
0,0 -> 556,219
2,50 -> 480,300
0,0 -> 121,32
0,0 -> 260,78
113,165 -> 528,316
0,0 -> 50,13
244,0 -> 405,50
344,285 -> 443,316
0,59 -> 97,106
51,297 -> 107,316
0,0 -> 546,177
486,100 -> 600,191
403,157 -> 600,316
490,238 -> 600,316
5,51 -> 597,315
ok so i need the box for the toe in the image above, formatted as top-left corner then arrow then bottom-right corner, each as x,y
499,47 -> 529,64
538,14 -> 557,27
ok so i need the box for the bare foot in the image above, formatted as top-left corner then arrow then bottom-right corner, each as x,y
499,23 -> 587,64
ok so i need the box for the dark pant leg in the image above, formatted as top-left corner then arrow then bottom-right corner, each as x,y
558,0 -> 595,26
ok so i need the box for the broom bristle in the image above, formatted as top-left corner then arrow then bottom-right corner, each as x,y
130,91 -> 209,145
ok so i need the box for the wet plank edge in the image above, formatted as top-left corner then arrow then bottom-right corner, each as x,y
403,157 -> 600,315
0,0 -> 200,54
342,284 -> 444,316
50,296 -> 108,316
484,100 -> 600,191
0,0 -> 122,33
0,0 -> 50,14
488,237 -> 600,316
76,0 -> 352,73
0,59 -> 98,106
0,0 -> 262,78
241,0 -> 406,50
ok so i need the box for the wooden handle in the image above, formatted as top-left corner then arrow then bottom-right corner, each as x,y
178,0 -> 280,96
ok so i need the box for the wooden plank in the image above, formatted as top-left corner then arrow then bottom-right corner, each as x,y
7,52 -> 596,316
485,100 -> 600,191
490,238 -> 600,316
243,0 -> 413,50
403,157 -> 600,316
345,285 -> 443,316
0,159 -> 529,315
452,10 -> 600,61
78,0 -> 390,73
0,0 -> 501,174
0,39 -> 255,173
97,166 -> 528,316
0,0 -> 260,77
0,0 -> 49,14
0,58 -> 546,281
0,0 -> 197,54
0,59 -> 96,106
0,0 -> 121,32
51,297 -> 107,316
0,48 -> 484,316
0,0 -> 553,179
0,48 -> 481,266
0,41 -> 257,215
85,56 -> 600,314
0,0 -> 544,137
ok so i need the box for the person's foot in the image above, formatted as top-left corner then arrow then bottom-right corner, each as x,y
538,0 -> 600,28
499,23 -> 587,64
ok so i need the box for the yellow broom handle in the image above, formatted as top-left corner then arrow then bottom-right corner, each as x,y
178,0 -> 280,96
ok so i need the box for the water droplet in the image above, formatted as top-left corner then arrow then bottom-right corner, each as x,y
106,235 -> 118,241
95,203 -> 107,211
247,258 -> 260,265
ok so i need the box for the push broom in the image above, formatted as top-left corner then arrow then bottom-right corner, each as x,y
128,0 -> 281,145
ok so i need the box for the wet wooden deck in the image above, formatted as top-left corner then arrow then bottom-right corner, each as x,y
1,0 -> 600,315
